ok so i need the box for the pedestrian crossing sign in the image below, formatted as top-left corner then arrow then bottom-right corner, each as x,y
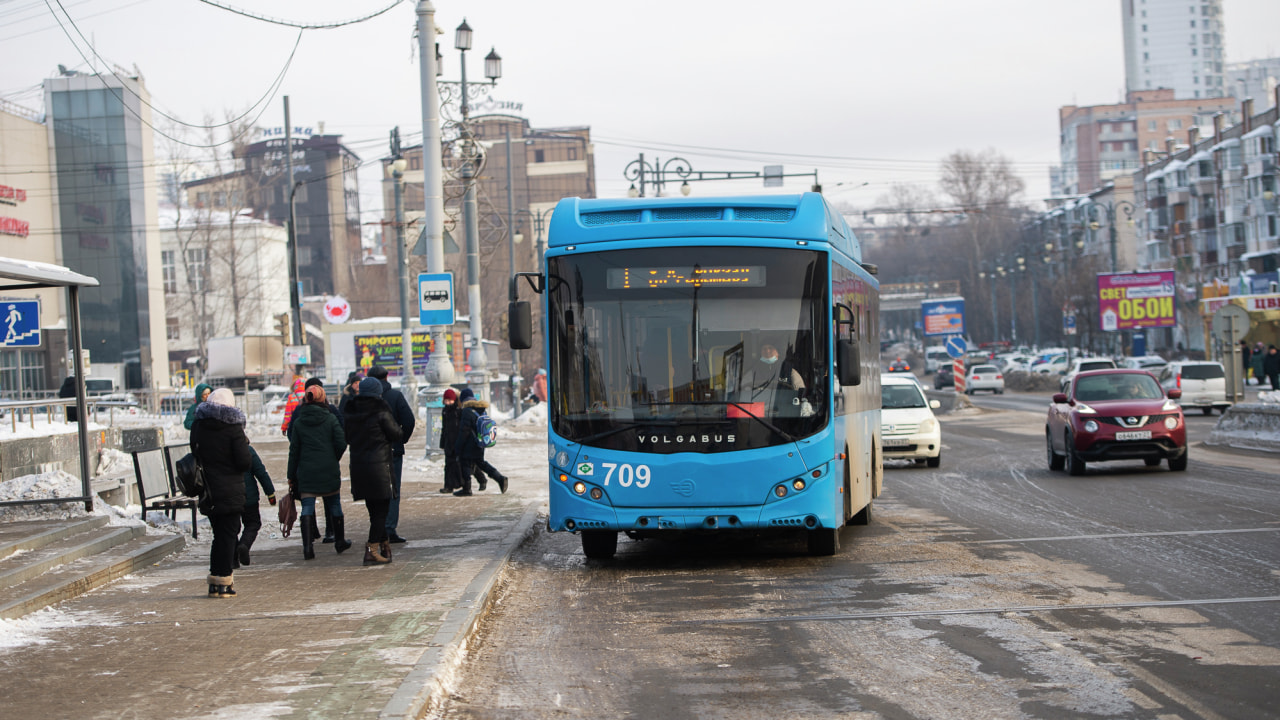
0,299 -> 40,347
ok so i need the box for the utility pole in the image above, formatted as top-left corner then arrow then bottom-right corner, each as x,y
416,0 -> 456,391
284,96 -> 303,374
390,127 -> 414,395
505,126 -> 522,416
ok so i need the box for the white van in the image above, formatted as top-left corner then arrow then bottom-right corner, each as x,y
1158,361 -> 1230,415
925,347 -> 951,374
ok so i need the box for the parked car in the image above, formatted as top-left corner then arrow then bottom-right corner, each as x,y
924,347 -> 951,374
880,374 -> 942,467
1060,357 -> 1118,392
1121,355 -> 1169,372
1047,369 -> 1187,474
965,364 -> 1004,394
1031,352 -> 1069,375
934,364 -> 955,390
1157,361 -> 1231,415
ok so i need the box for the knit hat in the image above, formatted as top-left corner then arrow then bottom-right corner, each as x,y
458,387 -> 475,403
346,371 -> 362,386
305,385 -> 326,404
304,377 -> 324,389
443,388 -> 458,401
368,365 -> 389,380
358,376 -> 384,397
207,388 -> 235,406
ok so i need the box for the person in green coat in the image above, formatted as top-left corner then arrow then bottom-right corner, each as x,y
183,383 -> 213,430
286,385 -> 349,559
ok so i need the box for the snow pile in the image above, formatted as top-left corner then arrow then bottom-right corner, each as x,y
1210,402 -> 1280,452
0,417 -> 106,440
1256,390 -> 1280,404
94,448 -> 134,483
0,607 -> 118,649
508,402 -> 547,426
0,471 -> 90,522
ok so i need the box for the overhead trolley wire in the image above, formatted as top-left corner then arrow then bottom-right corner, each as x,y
194,0 -> 405,30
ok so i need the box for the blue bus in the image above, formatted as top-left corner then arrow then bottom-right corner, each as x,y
508,192 -> 882,558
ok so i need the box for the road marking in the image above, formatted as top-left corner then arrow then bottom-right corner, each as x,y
680,595 -> 1280,625
960,527 -> 1280,545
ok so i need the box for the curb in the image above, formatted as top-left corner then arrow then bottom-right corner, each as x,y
380,501 -> 543,720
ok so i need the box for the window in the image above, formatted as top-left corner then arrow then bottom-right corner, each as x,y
161,250 -> 177,293
1190,20 -> 1195,27
1148,120 -> 1157,131
534,149 -> 545,163
568,147 -> 578,161
1168,118 -> 1183,130
1192,48 -> 1198,56
294,182 -> 308,204
297,246 -> 312,265
185,248 -> 206,293
166,318 -> 180,341
1269,216 -> 1277,237
1144,52 -> 1149,60
196,192 -> 209,208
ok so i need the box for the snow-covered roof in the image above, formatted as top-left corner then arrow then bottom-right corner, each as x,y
1188,151 -> 1212,164
1210,138 -> 1240,151
0,257 -> 98,288
1243,125 -> 1274,140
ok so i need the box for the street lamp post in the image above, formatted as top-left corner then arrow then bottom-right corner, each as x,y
389,142 -> 413,388
624,154 -> 820,197
1086,199 -> 1136,273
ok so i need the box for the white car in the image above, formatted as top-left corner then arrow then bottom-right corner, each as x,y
965,364 -> 1004,394
1060,357 -> 1118,392
1120,355 -> 1168,372
1158,361 -> 1230,415
924,347 -> 951,374
880,375 -> 942,467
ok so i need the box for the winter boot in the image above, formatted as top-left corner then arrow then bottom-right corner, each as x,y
301,517 -> 316,560
477,470 -> 487,492
236,543 -> 251,567
207,574 -> 236,598
363,542 -> 391,565
307,514 -> 324,546
321,510 -> 335,544
496,474 -> 509,494
333,516 -> 352,554
380,539 -> 393,563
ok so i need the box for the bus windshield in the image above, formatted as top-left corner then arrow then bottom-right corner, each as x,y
548,245 -> 829,453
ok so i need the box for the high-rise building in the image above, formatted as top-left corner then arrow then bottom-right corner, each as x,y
1121,0 -> 1226,100
1228,57 -> 1280,110
43,71 -> 166,391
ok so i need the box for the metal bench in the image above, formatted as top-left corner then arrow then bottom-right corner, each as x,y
132,446 -> 198,538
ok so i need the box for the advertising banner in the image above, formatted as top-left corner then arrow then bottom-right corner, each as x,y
1096,271 -> 1176,332
921,297 -> 965,337
355,332 -> 438,371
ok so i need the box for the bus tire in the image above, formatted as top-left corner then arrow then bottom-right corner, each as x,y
850,501 -> 872,526
807,527 -> 839,556
581,530 -> 618,559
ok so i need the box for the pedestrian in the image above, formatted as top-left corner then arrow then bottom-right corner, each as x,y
1241,340 -> 1252,383
183,383 -> 213,431
58,376 -> 78,423
343,377 -> 402,565
338,371 -> 362,418
288,377 -> 344,544
287,384 -> 351,559
533,368 -> 548,404
190,388 -> 251,598
454,387 -> 508,496
1265,345 -> 1280,391
368,365 -> 415,544
280,375 -> 306,436
438,388 -> 462,494
235,446 -> 276,568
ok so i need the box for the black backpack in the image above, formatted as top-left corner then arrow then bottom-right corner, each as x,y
174,446 -> 206,498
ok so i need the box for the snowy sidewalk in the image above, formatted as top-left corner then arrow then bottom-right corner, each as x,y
0,418 -> 548,720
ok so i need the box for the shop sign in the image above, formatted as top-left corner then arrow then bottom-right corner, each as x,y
1097,271 -> 1176,331
0,185 -> 27,206
0,217 -> 30,238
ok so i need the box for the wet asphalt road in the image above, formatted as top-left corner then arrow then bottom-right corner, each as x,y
436,398 -> 1280,719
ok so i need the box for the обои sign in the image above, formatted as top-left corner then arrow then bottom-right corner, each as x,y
1096,271 -> 1176,331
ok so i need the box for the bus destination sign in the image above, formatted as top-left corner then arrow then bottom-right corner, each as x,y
606,265 -> 766,290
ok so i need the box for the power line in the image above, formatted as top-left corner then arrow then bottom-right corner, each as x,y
195,0 -> 404,30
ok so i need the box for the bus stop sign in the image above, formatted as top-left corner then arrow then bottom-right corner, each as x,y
418,273 -> 455,326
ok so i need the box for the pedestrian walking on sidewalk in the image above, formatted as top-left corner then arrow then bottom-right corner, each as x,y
438,388 -> 462,493
190,388 -> 251,598
368,365 -> 415,544
182,383 -> 212,431
344,377 -> 402,565
338,371 -> 362,418
288,378 -> 344,544
1265,345 -> 1280,391
234,446 -> 276,568
454,387 -> 508,496
287,384 -> 350,559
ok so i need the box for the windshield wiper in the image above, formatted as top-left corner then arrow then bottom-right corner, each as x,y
646,400 -> 797,443
575,420 -> 677,445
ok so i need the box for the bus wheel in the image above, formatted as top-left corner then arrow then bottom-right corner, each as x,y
581,530 -> 618,559
850,501 -> 872,526
807,527 -> 839,556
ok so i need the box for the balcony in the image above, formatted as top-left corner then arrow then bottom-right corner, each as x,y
1168,189 -> 1191,205
1196,215 -> 1217,230
1148,195 -> 1167,209
1246,157 -> 1276,178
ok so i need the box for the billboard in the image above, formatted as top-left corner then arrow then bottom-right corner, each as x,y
1096,271 -> 1176,332
355,332 -> 438,371
921,297 -> 965,337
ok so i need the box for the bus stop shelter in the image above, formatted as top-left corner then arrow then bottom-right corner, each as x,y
0,257 -> 100,512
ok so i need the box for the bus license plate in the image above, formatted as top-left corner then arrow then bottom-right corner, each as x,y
1115,431 -> 1151,441
882,437 -> 911,447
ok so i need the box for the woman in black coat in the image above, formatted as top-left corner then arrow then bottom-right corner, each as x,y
190,388 -> 252,597
343,377 -> 402,565
287,385 -> 349,559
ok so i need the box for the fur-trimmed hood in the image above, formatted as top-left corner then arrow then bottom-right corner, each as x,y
194,400 -> 246,425
462,399 -> 489,411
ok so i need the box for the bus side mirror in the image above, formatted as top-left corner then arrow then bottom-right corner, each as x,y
838,339 -> 861,386
508,301 -> 533,350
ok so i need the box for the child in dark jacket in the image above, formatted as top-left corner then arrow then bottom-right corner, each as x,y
438,388 -> 462,493
453,387 -> 508,496
235,447 -> 276,568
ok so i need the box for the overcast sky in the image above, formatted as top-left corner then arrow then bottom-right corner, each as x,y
3,0 -> 1279,221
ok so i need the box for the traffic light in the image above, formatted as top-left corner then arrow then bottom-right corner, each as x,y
275,313 -> 290,338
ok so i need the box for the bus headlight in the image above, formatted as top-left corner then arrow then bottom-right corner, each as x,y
573,481 -> 587,495
589,487 -> 603,500
556,451 -> 570,469
774,485 -> 788,498
792,479 -> 806,492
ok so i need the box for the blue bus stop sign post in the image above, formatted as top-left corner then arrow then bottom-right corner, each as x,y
418,273 -> 455,326
0,300 -> 40,347
944,335 -> 966,359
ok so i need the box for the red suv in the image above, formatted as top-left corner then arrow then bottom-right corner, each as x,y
1046,369 -> 1187,475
